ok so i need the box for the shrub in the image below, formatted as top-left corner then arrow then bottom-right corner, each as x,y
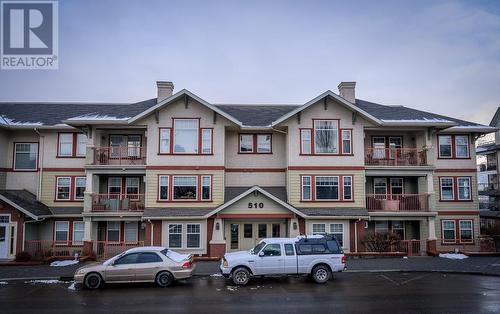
15,251 -> 32,262
362,232 -> 400,252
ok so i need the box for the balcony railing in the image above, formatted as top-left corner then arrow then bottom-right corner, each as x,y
390,240 -> 422,256
366,194 -> 430,212
91,194 -> 145,211
92,146 -> 146,165
365,148 -> 427,166
478,183 -> 499,192
479,202 -> 500,211
93,241 -> 145,260
24,240 -> 84,260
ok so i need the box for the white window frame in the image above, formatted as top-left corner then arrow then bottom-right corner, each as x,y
438,135 -> 453,158
373,178 -> 387,195
107,222 -> 121,243
442,220 -> 456,243
457,177 -> 471,201
173,119 -> 199,154
13,143 -> 38,171
455,135 -> 470,158
159,128 -> 171,154
312,223 -> 326,235
54,221 -> 69,244
186,223 -> 201,249
58,133 -> 74,156
168,224 -> 182,248
158,175 -> 169,200
201,176 -> 212,201
256,134 -> 271,153
76,133 -> 87,157
300,129 -> 311,154
313,120 -> 339,154
56,177 -> 71,201
343,176 -> 352,200
108,177 -> 122,195
74,177 -> 86,200
391,220 -> 405,240
239,134 -> 254,153
440,177 -> 455,201
172,176 -> 198,201
201,129 -> 213,154
341,130 -> 352,154
301,176 -> 312,201
330,223 -> 344,247
124,222 -> 138,243
125,177 -> 140,200
315,176 -> 339,201
459,220 -> 473,243
374,221 -> 389,234
72,221 -> 85,244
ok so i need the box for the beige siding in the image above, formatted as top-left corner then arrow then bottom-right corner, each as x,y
433,134 -> 477,169
221,193 -> 290,214
39,171 -> 86,207
288,170 -> 365,208
145,170 -> 224,208
39,131 -> 86,168
433,171 -> 478,211
225,172 -> 286,187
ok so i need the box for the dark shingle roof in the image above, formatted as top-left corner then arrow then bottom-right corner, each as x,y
214,105 -> 298,126
143,207 -> 215,218
0,190 -> 51,218
224,186 -> 287,203
0,98 -> 157,126
296,207 -> 369,217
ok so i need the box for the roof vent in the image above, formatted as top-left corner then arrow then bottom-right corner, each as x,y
156,81 -> 174,103
338,82 -> 356,103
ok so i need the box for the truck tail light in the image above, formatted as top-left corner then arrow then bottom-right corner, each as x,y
182,261 -> 192,269
341,256 -> 346,264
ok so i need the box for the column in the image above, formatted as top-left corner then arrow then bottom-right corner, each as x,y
289,218 -> 299,237
209,218 -> 226,258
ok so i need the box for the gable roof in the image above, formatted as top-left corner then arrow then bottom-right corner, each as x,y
0,190 -> 52,219
490,107 -> 500,127
213,105 -> 298,127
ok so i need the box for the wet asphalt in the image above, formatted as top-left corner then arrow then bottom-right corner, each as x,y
1,272 -> 499,313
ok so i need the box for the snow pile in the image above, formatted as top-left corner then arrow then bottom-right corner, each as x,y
25,280 -> 62,284
226,286 -> 238,292
0,281 -> 8,285
0,115 -> 43,126
210,273 -> 223,277
439,253 -> 468,260
50,260 -> 79,267
67,114 -> 129,121
68,282 -> 77,290
165,250 -> 190,263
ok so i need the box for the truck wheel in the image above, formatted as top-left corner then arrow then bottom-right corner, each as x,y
232,267 -> 250,286
84,272 -> 103,290
312,265 -> 331,284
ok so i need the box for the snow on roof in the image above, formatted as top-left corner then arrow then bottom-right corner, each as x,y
66,113 -> 130,121
0,115 -> 43,126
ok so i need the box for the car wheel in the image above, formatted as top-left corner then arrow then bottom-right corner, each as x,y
232,267 -> 250,286
156,271 -> 174,287
84,273 -> 103,290
312,265 -> 331,284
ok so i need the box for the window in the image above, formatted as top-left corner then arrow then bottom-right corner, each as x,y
109,135 -> 140,158
107,222 -> 120,242
14,143 -> 38,170
201,176 -> 211,200
239,134 -> 253,153
201,129 -> 212,154
440,178 -> 454,200
173,119 -> 199,153
388,137 -> 402,159
392,221 -> 405,240
126,177 -> 140,199
74,177 -> 86,200
137,253 -> 162,263
330,223 -> 344,247
257,134 -> 271,153
115,253 -> 139,265
159,176 -> 169,200
302,176 -> 311,200
168,224 -> 182,248
372,137 -> 386,159
375,221 -> 388,234
272,223 -> 280,237
55,221 -> 69,242
73,222 -> 84,244
312,223 -> 326,235
187,224 -> 201,248
58,133 -> 87,157
315,176 -> 339,200
124,222 -> 138,243
258,224 -> 267,238
244,224 -> 253,238
459,220 -> 473,242
342,130 -> 352,154
76,134 -> 87,156
173,176 -> 197,200
455,135 -> 469,158
442,220 -> 456,243
127,135 -> 141,157
58,133 -> 73,156
300,129 -> 311,154
343,176 -> 352,200
159,128 -> 171,154
457,177 -> 471,200
262,244 -> 281,256
284,244 -> 295,256
314,120 -> 338,154
108,177 -> 122,195
56,177 -> 71,200
390,178 -> 404,195
438,135 -> 452,158
374,178 -> 387,195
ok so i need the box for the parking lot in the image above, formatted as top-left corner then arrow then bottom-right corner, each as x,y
1,272 -> 499,313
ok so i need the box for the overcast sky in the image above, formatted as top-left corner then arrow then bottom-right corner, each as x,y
0,0 -> 499,124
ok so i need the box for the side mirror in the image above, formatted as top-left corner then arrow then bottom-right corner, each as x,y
258,251 -> 265,257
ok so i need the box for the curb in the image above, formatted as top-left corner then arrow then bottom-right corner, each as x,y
344,269 -> 500,277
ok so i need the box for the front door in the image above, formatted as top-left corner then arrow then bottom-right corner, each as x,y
0,224 -> 9,259
226,221 -> 287,252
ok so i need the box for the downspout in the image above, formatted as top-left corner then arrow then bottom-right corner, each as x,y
148,219 -> 154,246
34,128 -> 44,200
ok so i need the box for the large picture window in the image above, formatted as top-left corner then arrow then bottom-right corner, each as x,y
314,120 -> 338,154
159,175 -> 211,202
173,176 -> 197,200
14,143 -> 38,170
301,175 -> 353,201
315,176 -> 339,200
173,119 -> 199,153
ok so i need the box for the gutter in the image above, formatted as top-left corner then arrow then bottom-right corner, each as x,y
34,128 -> 44,201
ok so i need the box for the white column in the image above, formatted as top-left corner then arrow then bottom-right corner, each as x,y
428,216 -> 437,240
83,217 -> 92,241
209,218 -> 225,244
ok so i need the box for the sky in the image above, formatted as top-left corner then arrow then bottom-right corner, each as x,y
0,0 -> 499,125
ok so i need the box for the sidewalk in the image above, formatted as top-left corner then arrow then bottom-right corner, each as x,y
0,256 -> 499,281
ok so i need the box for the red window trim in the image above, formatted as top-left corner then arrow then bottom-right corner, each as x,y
300,174 -> 355,202
299,119 -> 354,156
53,219 -> 83,246
12,142 -> 39,172
56,132 -> 86,158
54,176 -> 85,202
156,174 -> 213,203
341,129 -> 353,155
158,127 -> 172,155
437,134 -> 471,159
106,221 -> 122,244
438,176 -> 472,202
238,133 -> 273,154
441,219 -> 474,244
157,118 -> 214,155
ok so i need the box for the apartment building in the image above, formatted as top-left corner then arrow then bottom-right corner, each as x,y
0,81 -> 495,260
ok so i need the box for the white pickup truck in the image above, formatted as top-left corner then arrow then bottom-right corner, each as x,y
220,235 -> 346,285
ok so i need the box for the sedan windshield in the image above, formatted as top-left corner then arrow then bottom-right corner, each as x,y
251,241 -> 266,254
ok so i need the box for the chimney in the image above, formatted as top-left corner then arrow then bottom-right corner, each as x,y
337,82 -> 356,103
156,81 -> 174,102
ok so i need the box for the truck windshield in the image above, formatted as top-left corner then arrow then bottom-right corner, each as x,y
251,241 -> 266,254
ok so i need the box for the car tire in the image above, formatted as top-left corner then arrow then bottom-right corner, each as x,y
156,271 -> 174,288
312,265 -> 331,284
84,272 -> 103,290
232,267 -> 250,286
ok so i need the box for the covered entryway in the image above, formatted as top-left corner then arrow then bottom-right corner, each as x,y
225,219 -> 287,251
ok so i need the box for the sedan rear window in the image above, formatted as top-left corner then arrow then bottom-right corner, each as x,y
137,253 -> 162,263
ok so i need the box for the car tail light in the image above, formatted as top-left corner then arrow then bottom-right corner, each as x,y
341,256 -> 346,264
182,261 -> 192,269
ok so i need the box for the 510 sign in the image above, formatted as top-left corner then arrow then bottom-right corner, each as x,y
248,202 -> 264,209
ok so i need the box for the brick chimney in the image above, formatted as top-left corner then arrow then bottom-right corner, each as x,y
156,81 -> 174,102
338,82 -> 356,103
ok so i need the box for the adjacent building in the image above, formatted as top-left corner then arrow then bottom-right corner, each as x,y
0,81 -> 495,260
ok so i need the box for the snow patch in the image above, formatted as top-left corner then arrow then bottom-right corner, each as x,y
66,113 -> 129,121
0,281 -> 8,285
50,260 -> 79,267
226,286 -> 238,291
381,118 -> 452,123
0,115 -> 43,126
25,280 -> 62,284
68,282 -> 77,290
165,250 -> 190,263
439,253 -> 468,260
210,273 -> 223,277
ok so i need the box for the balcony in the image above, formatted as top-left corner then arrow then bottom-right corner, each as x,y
366,194 -> 430,212
92,146 -> 146,165
478,183 -> 499,192
91,194 -> 145,212
365,148 -> 427,166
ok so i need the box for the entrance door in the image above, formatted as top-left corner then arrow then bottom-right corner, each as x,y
0,225 -> 9,259
226,221 -> 287,252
